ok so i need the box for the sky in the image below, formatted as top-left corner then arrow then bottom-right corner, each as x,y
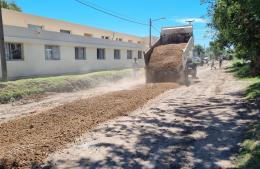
15,0 -> 213,47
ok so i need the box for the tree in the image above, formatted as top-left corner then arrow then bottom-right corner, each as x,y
204,41 -> 222,60
194,45 -> 205,58
203,0 -> 260,75
0,0 -> 21,11
209,41 -> 222,58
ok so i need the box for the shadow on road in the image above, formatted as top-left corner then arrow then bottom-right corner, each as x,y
47,90 -> 259,169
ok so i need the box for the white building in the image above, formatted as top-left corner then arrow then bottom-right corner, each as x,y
0,9 -> 147,79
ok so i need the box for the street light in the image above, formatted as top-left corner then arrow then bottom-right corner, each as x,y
149,17 -> 166,48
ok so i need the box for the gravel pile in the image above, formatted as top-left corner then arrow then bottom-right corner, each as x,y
0,83 -> 178,168
146,43 -> 187,83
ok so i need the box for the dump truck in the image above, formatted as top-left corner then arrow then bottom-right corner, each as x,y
144,25 -> 195,84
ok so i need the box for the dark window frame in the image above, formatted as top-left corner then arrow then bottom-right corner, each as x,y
28,24 -> 43,31
97,48 -> 105,60
60,29 -> 71,34
75,47 -> 86,60
101,36 -> 110,40
5,42 -> 24,61
45,45 -> 60,60
114,49 -> 121,60
138,50 -> 143,59
127,50 -> 133,59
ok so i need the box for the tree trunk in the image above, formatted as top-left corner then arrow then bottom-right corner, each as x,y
0,7 -> 7,81
252,55 -> 260,76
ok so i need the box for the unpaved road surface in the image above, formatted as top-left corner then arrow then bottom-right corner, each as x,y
47,67 -> 259,169
0,76 -> 145,124
0,83 -> 178,168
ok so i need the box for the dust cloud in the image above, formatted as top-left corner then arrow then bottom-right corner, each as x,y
93,69 -> 146,92
0,69 -> 146,123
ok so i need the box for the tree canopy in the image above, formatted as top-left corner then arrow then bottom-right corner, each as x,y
203,0 -> 260,75
194,45 -> 205,58
0,0 -> 21,12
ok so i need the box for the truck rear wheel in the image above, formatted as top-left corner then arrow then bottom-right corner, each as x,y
184,69 -> 190,86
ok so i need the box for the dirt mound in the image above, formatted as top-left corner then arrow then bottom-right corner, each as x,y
146,43 -> 187,83
0,83 -> 178,168
148,43 -> 187,71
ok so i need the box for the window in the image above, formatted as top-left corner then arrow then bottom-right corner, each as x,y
138,51 -> 143,59
128,40 -> 133,43
5,43 -> 23,60
101,36 -> 110,39
137,41 -> 142,44
75,47 -> 86,60
127,50 -> 133,59
101,36 -> 110,40
97,48 -> 105,60
45,45 -> 60,60
60,29 -> 71,34
116,38 -> 123,41
28,24 -> 43,31
114,49 -> 121,60
84,33 -> 92,37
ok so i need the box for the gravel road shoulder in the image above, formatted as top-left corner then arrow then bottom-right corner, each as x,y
0,77 -> 145,124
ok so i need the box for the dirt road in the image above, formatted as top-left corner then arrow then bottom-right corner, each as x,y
0,76 -> 145,124
47,67 -> 258,169
0,82 -> 179,168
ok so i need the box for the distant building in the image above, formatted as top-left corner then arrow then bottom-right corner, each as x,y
0,9 -> 151,79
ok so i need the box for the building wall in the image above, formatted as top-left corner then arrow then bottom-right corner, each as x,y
0,44 -> 143,78
2,9 -> 144,44
0,25 -> 145,79
0,9 -> 147,79
142,36 -> 160,49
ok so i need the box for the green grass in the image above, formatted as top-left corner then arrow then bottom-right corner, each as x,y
245,77 -> 260,100
0,69 -> 139,103
228,61 -> 260,169
235,124 -> 260,169
227,61 -> 260,100
226,61 -> 253,78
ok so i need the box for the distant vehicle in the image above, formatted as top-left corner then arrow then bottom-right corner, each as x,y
192,56 -> 204,65
192,56 -> 202,64
202,57 -> 209,66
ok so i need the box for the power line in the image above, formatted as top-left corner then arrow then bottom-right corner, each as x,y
74,0 -> 148,26
152,25 -> 161,33
77,0 -> 146,24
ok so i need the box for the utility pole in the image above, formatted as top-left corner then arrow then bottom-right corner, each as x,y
0,7 -> 7,81
149,18 -> 152,48
149,17 -> 165,48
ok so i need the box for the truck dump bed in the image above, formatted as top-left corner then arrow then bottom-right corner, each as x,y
146,43 -> 187,82
145,25 -> 194,83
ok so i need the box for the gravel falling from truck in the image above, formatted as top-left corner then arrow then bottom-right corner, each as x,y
146,43 -> 187,83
